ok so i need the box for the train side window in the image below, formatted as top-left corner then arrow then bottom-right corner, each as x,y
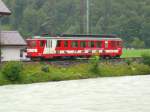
120,41 -> 123,47
88,41 -> 95,48
91,41 -> 95,47
80,41 -> 86,48
72,41 -> 78,48
115,41 -> 119,47
64,41 -> 68,47
116,41 -> 119,47
96,41 -> 102,48
115,41 -> 117,47
57,40 -> 61,47
117,41 -> 122,47
40,41 -> 45,47
28,41 -> 36,48
111,41 -> 116,48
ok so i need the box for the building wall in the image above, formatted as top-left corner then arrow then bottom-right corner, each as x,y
1,46 -> 24,61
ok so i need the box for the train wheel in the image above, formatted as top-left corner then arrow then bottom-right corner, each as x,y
102,56 -> 111,60
106,56 -> 111,60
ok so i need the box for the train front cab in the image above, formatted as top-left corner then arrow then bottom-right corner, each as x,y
102,39 -> 123,58
26,39 -> 46,60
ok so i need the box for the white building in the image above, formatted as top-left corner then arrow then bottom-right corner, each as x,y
1,31 -> 27,61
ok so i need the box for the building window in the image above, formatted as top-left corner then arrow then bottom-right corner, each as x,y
20,49 -> 23,57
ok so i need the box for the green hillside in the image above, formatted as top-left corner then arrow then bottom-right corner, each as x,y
2,0 -> 150,48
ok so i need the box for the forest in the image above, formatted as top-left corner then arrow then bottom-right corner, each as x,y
1,0 -> 150,48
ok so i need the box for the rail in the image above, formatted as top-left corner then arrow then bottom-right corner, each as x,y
22,57 -> 143,67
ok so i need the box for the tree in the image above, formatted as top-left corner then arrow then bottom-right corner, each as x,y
131,38 -> 145,49
2,0 -> 150,48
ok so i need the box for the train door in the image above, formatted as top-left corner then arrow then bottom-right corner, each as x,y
104,40 -> 111,56
43,39 -> 52,54
38,40 -> 46,53
43,39 -> 57,54
51,39 -> 57,54
104,41 -> 109,49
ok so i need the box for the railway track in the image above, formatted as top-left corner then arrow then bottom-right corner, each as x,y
23,57 -> 143,67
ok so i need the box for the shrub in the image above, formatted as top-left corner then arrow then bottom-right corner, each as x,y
89,54 -> 100,75
130,63 -> 150,75
0,72 -> 11,85
142,53 -> 150,66
41,65 -> 49,73
125,59 -> 132,65
2,61 -> 23,82
22,72 -> 50,83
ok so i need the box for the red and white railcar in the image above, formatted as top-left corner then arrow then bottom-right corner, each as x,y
26,34 -> 123,60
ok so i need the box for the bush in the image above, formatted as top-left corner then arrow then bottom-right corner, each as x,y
0,72 -> 11,85
41,65 -> 49,73
2,61 -> 23,82
89,54 -> 100,75
125,59 -> 132,65
142,53 -> 150,66
22,72 -> 50,83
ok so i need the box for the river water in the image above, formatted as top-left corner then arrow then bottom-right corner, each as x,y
0,75 -> 150,112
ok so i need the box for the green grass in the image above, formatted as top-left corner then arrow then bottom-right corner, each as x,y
122,49 -> 150,58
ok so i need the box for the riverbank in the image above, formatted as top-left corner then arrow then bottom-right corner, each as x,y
0,61 -> 150,86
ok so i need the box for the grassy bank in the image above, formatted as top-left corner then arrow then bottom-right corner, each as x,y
0,60 -> 150,86
122,49 -> 150,58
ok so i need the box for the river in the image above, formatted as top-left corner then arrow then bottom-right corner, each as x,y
0,75 -> 150,112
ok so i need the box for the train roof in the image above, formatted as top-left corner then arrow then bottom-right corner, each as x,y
27,36 -> 122,41
59,34 -> 117,38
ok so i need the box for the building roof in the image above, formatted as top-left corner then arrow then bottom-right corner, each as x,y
0,0 -> 11,15
0,31 -> 27,46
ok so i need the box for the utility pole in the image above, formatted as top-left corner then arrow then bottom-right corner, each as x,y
80,0 -> 90,34
80,0 -> 85,34
86,0 -> 90,34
